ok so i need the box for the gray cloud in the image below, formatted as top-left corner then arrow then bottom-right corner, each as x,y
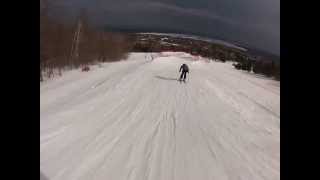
51,0 -> 279,55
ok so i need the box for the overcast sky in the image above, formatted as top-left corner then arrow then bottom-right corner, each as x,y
51,0 -> 280,55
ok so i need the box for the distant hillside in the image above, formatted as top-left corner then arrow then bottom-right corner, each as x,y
105,27 -> 279,61
246,48 -> 280,63
137,32 -> 247,52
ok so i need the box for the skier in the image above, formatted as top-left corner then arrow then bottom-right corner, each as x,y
179,63 -> 189,82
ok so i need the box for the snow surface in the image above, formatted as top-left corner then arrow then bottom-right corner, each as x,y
41,52 -> 279,180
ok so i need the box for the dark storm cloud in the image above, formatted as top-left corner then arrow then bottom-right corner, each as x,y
52,0 -> 279,55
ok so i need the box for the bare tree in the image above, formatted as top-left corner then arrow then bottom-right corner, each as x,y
40,2 -> 132,80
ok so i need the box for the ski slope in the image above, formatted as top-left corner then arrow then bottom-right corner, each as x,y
40,52 -> 280,180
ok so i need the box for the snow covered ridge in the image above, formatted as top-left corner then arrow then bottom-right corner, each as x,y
41,53 -> 279,180
138,32 -> 247,51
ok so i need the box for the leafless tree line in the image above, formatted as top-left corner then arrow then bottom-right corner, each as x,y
40,0 -> 133,81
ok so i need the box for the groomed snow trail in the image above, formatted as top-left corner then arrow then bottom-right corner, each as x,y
40,52 -> 280,180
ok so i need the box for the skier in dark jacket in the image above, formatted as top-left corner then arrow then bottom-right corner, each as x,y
179,64 -> 189,82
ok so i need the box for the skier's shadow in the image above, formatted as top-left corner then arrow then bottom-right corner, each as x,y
154,75 -> 178,81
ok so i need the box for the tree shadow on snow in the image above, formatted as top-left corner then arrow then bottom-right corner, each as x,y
40,171 -> 50,180
240,71 -> 277,81
154,75 -> 178,81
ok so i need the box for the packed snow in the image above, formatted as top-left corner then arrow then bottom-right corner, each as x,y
40,52 -> 280,180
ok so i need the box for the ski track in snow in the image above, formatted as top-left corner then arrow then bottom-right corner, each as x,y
40,52 -> 280,180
